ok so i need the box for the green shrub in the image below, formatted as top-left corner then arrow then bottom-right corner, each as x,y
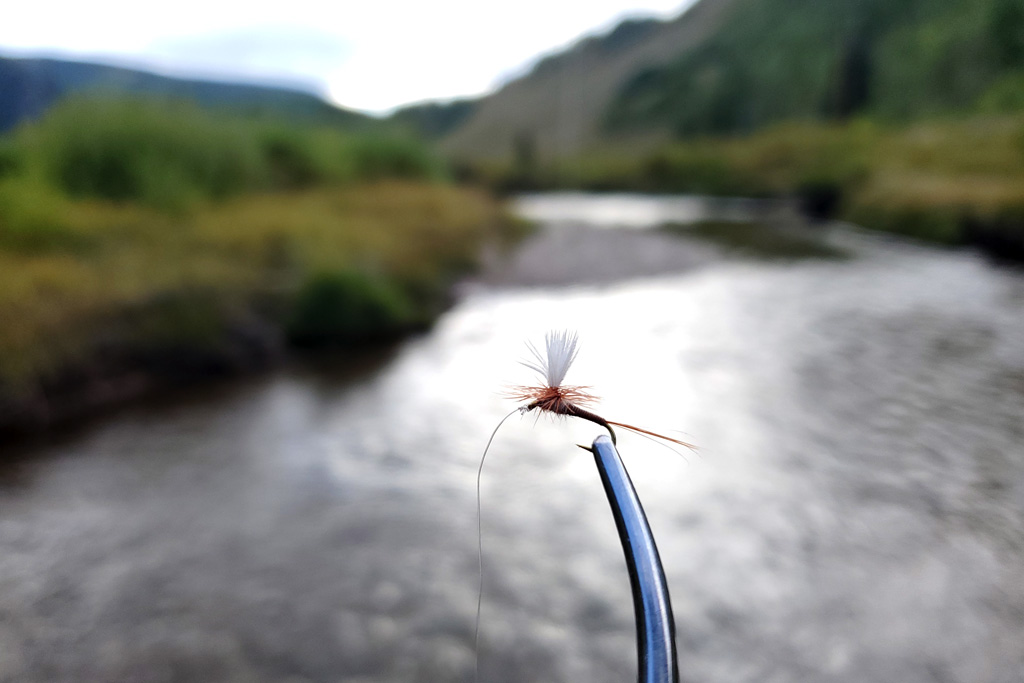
256,124 -> 356,188
18,97 -> 265,210
287,269 -> 415,345
345,136 -> 447,181
0,95 -> 451,213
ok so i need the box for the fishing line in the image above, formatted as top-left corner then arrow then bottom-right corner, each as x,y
474,406 -> 521,683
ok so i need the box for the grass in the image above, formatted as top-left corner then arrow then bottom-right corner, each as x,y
475,115 -> 1024,253
663,220 -> 849,260
0,182 -> 498,388
0,95 -> 494,403
6,96 -> 447,211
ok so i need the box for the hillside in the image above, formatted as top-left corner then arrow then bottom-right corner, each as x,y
437,0 -> 1024,163
439,0 -> 736,164
389,99 -> 478,140
609,0 -> 1024,136
0,56 -> 377,133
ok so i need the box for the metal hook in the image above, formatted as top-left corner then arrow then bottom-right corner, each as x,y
590,434 -> 679,683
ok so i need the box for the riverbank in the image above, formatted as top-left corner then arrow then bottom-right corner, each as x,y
471,116 -> 1024,260
0,181 -> 503,437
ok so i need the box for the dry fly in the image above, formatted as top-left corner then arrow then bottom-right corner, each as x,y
507,329 -> 697,448
474,330 -> 696,680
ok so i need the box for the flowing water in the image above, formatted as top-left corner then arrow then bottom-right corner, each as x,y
2,193 -> 1023,683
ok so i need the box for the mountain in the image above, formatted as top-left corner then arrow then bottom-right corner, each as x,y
436,0 -> 1024,164
0,56 -> 377,133
438,0 -> 736,164
606,0 -> 1024,137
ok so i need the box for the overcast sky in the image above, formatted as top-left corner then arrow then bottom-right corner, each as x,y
1,1 -> 695,114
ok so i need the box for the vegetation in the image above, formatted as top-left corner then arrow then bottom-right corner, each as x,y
663,220 -> 849,260
607,0 -> 1024,136
3,97 -> 445,211
470,114 -> 1024,254
0,97 -> 500,430
287,269 -> 416,345
0,180 -> 498,428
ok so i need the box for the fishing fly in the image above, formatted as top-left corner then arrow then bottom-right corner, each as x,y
507,329 -> 697,449
473,330 -> 695,680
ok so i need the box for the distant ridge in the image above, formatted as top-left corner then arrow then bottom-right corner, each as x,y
437,0 -> 735,163
389,99 -> 478,140
0,56 -> 377,133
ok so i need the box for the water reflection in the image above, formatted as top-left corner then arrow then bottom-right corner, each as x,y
1,195 -> 1023,683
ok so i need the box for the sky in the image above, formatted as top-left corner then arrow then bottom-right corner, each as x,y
0,1 -> 695,114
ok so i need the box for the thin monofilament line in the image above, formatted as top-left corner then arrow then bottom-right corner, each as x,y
474,407 -> 520,683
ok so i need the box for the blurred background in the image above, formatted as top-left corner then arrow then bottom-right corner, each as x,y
1,1 -> 1023,681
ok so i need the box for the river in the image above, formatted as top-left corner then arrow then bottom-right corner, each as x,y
1,193 -> 1022,683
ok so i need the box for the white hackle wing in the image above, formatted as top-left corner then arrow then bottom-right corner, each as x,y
520,330 -> 580,388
